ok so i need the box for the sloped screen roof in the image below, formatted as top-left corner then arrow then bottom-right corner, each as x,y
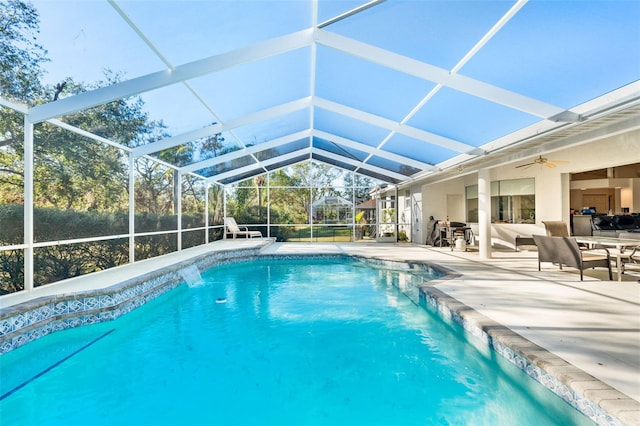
25,0 -> 640,185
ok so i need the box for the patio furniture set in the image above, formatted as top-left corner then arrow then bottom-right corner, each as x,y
535,220 -> 640,281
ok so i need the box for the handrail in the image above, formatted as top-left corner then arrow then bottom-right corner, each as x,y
0,226 -> 225,251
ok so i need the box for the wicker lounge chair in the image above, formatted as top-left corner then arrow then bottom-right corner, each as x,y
532,235 -> 612,281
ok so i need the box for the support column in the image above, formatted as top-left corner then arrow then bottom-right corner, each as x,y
205,182 -> 209,244
223,186 -> 227,240
309,187 -> 313,241
351,171 -> 356,242
266,173 -> 271,238
561,173 -> 571,230
176,170 -> 182,251
394,186 -> 399,242
128,155 -> 135,263
23,118 -> 34,291
478,168 -> 492,260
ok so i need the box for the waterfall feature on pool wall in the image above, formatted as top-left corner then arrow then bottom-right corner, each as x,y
180,265 -> 203,287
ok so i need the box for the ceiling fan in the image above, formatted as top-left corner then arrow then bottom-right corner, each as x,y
515,155 -> 569,169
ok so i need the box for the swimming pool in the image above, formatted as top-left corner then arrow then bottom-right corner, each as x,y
0,257 -> 592,425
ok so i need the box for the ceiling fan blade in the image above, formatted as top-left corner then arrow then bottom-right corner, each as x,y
545,163 -> 556,168
515,163 -> 533,169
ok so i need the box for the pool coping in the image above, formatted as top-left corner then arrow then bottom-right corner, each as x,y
418,280 -> 640,426
0,244 -> 265,353
1,243 -> 638,425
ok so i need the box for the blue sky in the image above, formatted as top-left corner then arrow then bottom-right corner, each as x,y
30,0 -> 640,173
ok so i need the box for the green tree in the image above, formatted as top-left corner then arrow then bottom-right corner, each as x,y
33,121 -> 129,210
0,107 -> 25,203
134,157 -> 174,216
343,172 -> 376,202
0,0 -> 48,102
0,0 -> 49,204
268,168 -> 307,223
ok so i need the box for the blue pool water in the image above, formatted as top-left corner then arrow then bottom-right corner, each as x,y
0,258 -> 592,425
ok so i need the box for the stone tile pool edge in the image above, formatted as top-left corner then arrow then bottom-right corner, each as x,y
1,248 -> 637,425
419,282 -> 640,426
0,246 -> 263,354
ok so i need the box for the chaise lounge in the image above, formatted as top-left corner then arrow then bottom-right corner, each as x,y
224,217 -> 263,239
532,235 -> 612,281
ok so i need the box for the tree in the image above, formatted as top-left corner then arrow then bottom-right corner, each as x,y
343,172 -> 376,202
268,168 -> 307,223
134,157 -> 174,216
0,0 -> 48,102
154,124 -> 226,215
0,1 -> 234,290
0,0 -> 49,204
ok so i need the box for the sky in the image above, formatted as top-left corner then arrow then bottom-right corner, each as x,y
28,0 -> 640,175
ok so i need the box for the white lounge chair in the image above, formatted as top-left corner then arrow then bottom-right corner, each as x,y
224,217 -> 262,239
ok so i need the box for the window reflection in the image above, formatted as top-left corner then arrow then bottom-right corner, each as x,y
466,178 -> 535,224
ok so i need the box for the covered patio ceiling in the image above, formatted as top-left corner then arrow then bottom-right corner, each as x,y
20,0 -> 640,185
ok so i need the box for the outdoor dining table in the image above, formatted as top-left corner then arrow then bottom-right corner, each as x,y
574,236 -> 640,281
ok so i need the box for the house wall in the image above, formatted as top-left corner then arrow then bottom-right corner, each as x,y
416,128 -> 640,247
395,188 -> 424,243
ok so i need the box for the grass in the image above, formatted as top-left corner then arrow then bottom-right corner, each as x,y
284,226 -> 353,242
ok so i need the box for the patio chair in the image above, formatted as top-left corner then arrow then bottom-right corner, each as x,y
542,221 -> 570,237
621,248 -> 640,277
224,217 -> 263,239
618,232 -> 640,278
532,235 -> 612,281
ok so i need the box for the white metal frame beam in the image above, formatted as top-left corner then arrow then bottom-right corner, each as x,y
181,130 -> 311,174
317,0 -> 387,28
28,29 -> 315,123
109,0 -> 250,152
178,127 -> 434,182
316,29 -> 578,121
208,148 -> 311,183
313,97 -> 479,154
205,142 -> 410,185
0,97 -> 28,114
135,93 -> 477,170
369,0 -> 528,164
133,97 -> 312,157
311,129 -> 436,172
311,148 -> 408,182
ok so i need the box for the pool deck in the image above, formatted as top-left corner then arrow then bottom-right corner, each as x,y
2,239 -> 639,424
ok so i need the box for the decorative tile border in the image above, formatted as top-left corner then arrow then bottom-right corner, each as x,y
418,284 -> 640,426
0,247 -> 260,354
